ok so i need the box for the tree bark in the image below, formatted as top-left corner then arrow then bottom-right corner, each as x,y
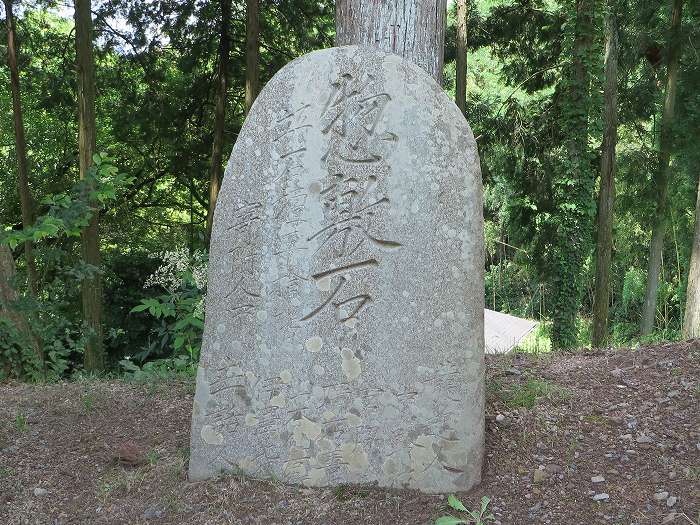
245,0 -> 259,115
640,0 -> 684,336
592,11 -> 618,348
0,245 -> 26,333
206,0 -> 233,247
550,0 -> 596,349
0,244 -> 41,376
683,173 -> 700,339
75,0 -> 104,371
4,0 -> 39,299
335,0 -> 447,84
455,0 -> 468,115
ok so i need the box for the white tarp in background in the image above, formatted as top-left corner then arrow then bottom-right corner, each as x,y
484,309 -> 538,354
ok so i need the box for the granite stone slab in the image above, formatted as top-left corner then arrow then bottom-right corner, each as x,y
189,45 -> 485,493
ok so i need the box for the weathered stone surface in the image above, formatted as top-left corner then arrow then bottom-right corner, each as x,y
189,45 -> 484,493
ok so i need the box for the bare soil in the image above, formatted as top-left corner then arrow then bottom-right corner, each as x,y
1,341 -> 698,525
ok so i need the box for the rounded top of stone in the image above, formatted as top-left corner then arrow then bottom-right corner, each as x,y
256,45 -> 468,128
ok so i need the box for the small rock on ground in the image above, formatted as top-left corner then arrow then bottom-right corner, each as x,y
143,507 -> 164,519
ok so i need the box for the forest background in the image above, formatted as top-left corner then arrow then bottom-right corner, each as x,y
1,0 -> 699,381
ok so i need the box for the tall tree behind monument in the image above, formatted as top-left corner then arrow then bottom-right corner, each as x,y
335,0 -> 447,84
640,0 -> 684,336
4,0 -> 39,300
592,8 -> 619,348
245,0 -> 259,114
455,0 -> 468,115
75,0 -> 104,371
206,0 -> 232,246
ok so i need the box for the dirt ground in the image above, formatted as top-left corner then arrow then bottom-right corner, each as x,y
1,341 -> 698,525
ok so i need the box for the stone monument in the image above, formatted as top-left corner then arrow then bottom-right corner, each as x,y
189,45 -> 484,493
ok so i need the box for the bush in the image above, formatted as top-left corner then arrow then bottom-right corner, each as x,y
128,249 -> 207,371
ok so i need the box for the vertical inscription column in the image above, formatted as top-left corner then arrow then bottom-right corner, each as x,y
303,70 -> 400,329
267,103 -> 311,331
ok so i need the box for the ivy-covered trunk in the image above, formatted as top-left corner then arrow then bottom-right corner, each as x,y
550,0 -> 598,349
75,0 -> 104,371
592,9 -> 618,348
640,0 -> 684,336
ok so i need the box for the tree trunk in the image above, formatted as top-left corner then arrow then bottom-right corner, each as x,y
206,0 -> 233,247
0,245 -> 25,333
550,0 -> 596,349
683,173 -> 700,339
455,0 -> 468,115
0,244 -> 41,376
4,0 -> 39,299
335,0 -> 447,84
75,0 -> 104,371
592,11 -> 618,348
640,0 -> 684,336
245,0 -> 259,115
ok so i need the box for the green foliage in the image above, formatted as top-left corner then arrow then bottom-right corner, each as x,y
1,0 -> 699,387
485,259 -> 546,318
622,267 -> 647,313
548,0 -> 603,349
128,249 -> 206,368
465,0 -> 699,348
495,379 -> 571,409
119,355 -> 197,382
512,323 -> 553,354
0,318 -> 40,382
435,495 -> 495,525
117,250 -> 204,381
14,414 -> 28,432
45,326 -> 87,379
146,449 -> 160,466
81,390 -> 95,412
1,3 -> 334,379
3,154 -> 133,249
0,155 -> 130,381
333,484 -> 370,502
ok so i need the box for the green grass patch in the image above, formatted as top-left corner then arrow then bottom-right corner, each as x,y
582,414 -> 609,425
14,414 -> 28,432
334,484 -> 369,502
146,450 -> 160,465
498,379 -> 570,409
82,392 -> 95,412
512,323 -> 552,354
686,466 -> 700,481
